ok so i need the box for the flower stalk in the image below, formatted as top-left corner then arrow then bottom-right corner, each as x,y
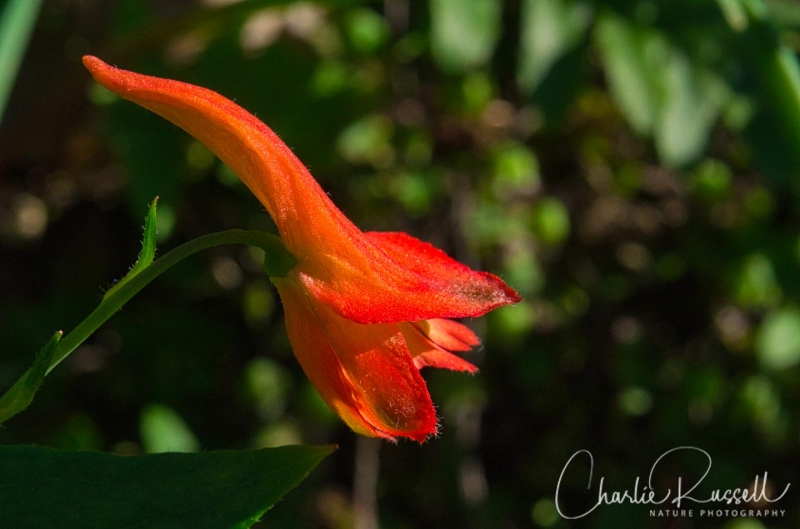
0,212 -> 294,425
47,228 -> 292,374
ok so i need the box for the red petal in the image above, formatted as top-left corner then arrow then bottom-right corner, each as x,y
272,279 -> 387,439
413,319 -> 480,352
274,277 -> 438,442
413,350 -> 478,373
402,322 -> 479,373
300,232 -> 521,324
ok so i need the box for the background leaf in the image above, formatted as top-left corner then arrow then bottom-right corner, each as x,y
734,1 -> 800,177
140,403 -> 200,453
594,12 -> 661,135
756,308 -> 800,370
595,12 -> 728,166
0,0 -> 44,126
517,0 -> 591,94
0,444 -> 334,529
430,0 -> 501,73
654,45 -> 728,167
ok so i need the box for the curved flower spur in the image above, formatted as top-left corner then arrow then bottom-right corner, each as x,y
83,56 -> 520,442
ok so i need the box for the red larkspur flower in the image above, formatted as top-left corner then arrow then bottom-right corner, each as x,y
83,56 -> 520,442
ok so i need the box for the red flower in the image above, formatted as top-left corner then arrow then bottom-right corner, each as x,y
83,56 -> 520,442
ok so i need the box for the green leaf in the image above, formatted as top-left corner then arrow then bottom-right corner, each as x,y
718,0 -> 750,30
140,403 -> 200,454
430,0 -> 502,73
517,0 -> 592,94
344,8 -> 390,53
756,308 -> 800,370
765,0 -> 800,27
731,254 -> 782,309
0,331 -> 61,425
0,0 -> 45,126
692,159 -> 733,201
722,0 -> 800,177
594,12 -> 661,135
0,444 -> 335,529
336,114 -> 394,166
531,197 -> 570,245
753,43 -> 800,163
654,47 -> 728,167
595,13 -> 728,166
138,196 -> 159,267
492,143 -> 540,198
103,197 -> 158,300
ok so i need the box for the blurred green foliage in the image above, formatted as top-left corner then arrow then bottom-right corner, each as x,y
3,0 -> 800,527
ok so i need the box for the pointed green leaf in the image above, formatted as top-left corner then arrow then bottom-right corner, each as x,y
594,13 -> 662,135
0,444 -> 335,529
654,49 -> 728,167
135,196 -> 159,271
517,0 -> 592,94
430,0 -> 502,73
104,197 -> 158,300
0,0 -> 45,126
0,331 -> 61,425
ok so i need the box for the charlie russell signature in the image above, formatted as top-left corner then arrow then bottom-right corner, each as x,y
555,446 -> 791,520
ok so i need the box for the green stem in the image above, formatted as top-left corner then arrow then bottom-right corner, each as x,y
46,229 -> 289,374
